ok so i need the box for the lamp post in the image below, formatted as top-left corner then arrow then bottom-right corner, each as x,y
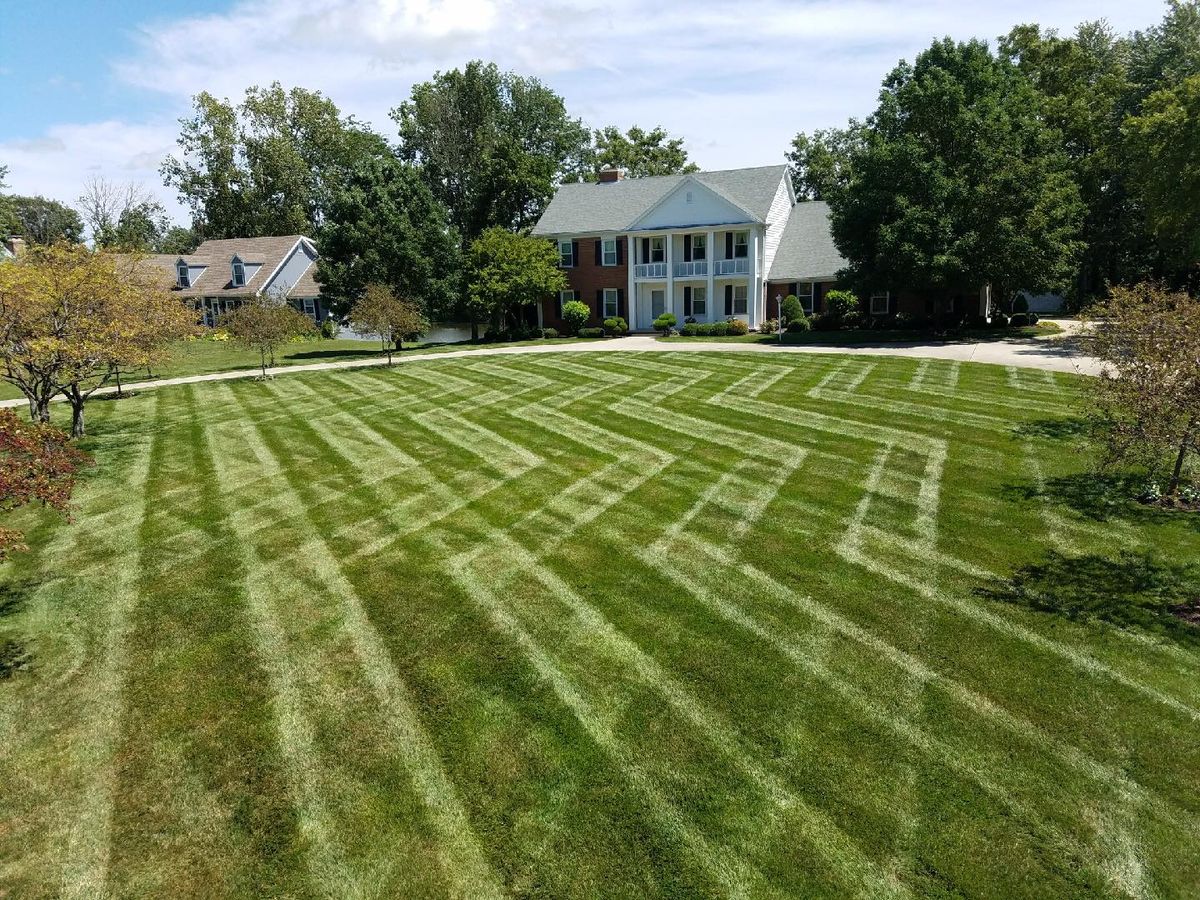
776,293 -> 784,344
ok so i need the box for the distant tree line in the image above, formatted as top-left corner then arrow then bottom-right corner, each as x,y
789,1 -> 1200,306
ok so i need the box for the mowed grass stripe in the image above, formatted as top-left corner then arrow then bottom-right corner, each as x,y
224,380 -> 506,899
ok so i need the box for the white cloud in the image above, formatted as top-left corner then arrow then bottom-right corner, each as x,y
3,0 -> 1168,221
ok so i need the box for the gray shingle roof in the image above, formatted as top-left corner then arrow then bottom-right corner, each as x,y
532,165 -> 788,236
768,201 -> 847,281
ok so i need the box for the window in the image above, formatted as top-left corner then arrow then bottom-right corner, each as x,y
693,286 -> 707,316
559,240 -> 574,268
734,232 -> 748,259
797,282 -> 815,314
870,291 -> 890,316
558,289 -> 577,312
303,298 -> 316,319
691,234 -> 706,261
176,262 -> 190,288
733,285 -> 748,315
231,256 -> 245,287
602,288 -> 619,318
602,237 -> 617,267
650,237 -> 665,263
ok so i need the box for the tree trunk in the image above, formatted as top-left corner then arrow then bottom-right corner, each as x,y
1168,418 -> 1196,496
260,349 -> 268,379
115,367 -> 124,398
67,387 -> 85,438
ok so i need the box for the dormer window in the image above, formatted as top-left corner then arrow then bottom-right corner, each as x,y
176,261 -> 190,288
231,256 -> 246,287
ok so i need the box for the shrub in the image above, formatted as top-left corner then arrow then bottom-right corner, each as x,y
561,299 -> 590,335
1029,312 -> 1040,325
684,316 -> 698,325
824,290 -> 860,325
1010,313 -> 1030,327
680,323 -> 699,336
652,312 -> 677,334
759,318 -> 778,334
1013,293 -> 1030,314
990,311 -> 1010,328
320,318 -> 338,339
811,312 -> 839,331
726,318 -> 749,335
781,294 -> 805,325
602,316 -> 629,336
710,321 -> 730,337
578,326 -> 604,338
786,315 -> 812,333
541,327 -> 559,339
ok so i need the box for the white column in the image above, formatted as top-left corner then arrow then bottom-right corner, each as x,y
748,229 -> 761,328
665,232 -> 675,320
706,229 -> 715,323
627,235 -> 636,328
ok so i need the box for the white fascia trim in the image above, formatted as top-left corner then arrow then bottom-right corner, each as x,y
625,175 -> 759,232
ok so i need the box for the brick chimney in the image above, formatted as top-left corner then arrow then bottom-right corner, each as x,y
597,166 -> 625,183
4,236 -> 25,258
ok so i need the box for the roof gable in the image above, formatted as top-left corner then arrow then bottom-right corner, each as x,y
627,176 -> 756,231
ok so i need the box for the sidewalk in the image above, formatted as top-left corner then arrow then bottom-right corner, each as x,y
0,324 -> 1098,409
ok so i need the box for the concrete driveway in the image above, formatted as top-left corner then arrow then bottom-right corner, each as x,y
0,320 -> 1098,410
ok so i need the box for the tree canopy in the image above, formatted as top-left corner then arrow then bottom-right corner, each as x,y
785,124 -> 864,201
221,293 -> 317,378
317,155 -> 461,320
3,195 -> 84,245
392,61 -> 591,243
829,38 -> 1084,304
162,83 -> 391,239
467,228 -> 566,332
0,410 -> 89,559
590,126 -> 698,179
350,284 -> 428,366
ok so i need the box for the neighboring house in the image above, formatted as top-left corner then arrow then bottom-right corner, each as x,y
146,235 -> 326,327
532,166 -> 989,330
0,236 -> 25,262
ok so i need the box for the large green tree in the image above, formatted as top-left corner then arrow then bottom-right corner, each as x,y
392,61 -> 591,243
4,196 -> 84,245
317,156 -> 462,320
467,227 -> 566,332
590,126 -> 698,179
830,39 -> 1084,305
785,124 -> 865,201
162,83 -> 391,239
1124,74 -> 1200,268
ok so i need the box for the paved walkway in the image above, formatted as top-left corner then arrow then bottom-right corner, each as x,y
0,320 -> 1096,409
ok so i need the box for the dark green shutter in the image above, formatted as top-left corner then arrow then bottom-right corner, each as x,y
641,237 -> 650,263
595,240 -> 602,266
571,241 -> 579,267
617,288 -> 625,320
616,239 -> 623,265
724,284 -> 734,316
725,232 -> 734,258
683,235 -> 692,262
683,286 -> 692,317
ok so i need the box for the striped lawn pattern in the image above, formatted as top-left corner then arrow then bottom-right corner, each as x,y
1,351 -> 1198,898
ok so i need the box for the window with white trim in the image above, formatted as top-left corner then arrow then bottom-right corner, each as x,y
733,232 -> 748,259
650,237 -> 665,263
602,288 -> 619,318
870,291 -> 890,315
691,234 -> 706,260
693,286 -> 707,316
558,289 -> 577,312
302,298 -> 316,318
733,285 -> 748,315
601,237 -> 617,267
559,240 -> 573,268
797,282 -> 815,314
176,262 -> 190,288
231,256 -> 246,287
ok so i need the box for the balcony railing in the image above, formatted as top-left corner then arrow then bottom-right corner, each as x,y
673,260 -> 708,277
634,262 -> 667,278
714,258 -> 750,275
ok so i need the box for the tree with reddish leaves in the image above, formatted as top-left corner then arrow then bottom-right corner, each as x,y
0,410 -> 90,559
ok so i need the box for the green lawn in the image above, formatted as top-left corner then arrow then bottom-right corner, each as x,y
2,351 -> 1198,898
0,335 -> 585,401
661,322 -> 1063,345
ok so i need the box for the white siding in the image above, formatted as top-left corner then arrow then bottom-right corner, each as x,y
761,175 -> 793,280
633,180 -> 753,230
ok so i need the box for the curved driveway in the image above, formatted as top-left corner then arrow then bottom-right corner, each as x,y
0,320 -> 1097,410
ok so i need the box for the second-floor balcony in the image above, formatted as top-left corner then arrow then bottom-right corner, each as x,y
715,258 -> 750,275
633,262 -> 667,278
673,260 -> 708,277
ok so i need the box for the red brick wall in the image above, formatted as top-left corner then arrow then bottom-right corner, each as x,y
541,236 -> 629,329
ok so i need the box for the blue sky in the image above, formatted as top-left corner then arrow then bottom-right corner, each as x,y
0,0 -> 1168,227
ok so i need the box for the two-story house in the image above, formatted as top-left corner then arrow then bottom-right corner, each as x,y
147,235 -> 326,327
533,165 -> 990,330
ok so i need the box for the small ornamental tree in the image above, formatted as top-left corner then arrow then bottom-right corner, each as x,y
0,410 -> 90,559
350,283 -> 429,366
1082,283 -> 1200,499
653,312 -> 677,334
468,228 -> 567,334
781,294 -> 804,324
221,292 -> 317,378
560,300 -> 590,336
823,290 -> 860,327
